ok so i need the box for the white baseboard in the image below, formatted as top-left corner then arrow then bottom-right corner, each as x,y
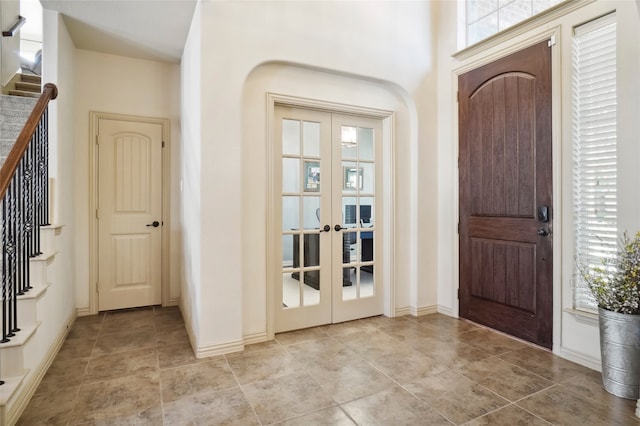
76,307 -> 91,317
411,305 -> 438,317
6,311 -> 75,425
396,305 -> 439,317
195,339 -> 244,358
395,306 -> 411,316
243,332 -> 269,346
166,298 -> 180,307
559,346 -> 601,371
437,305 -> 455,317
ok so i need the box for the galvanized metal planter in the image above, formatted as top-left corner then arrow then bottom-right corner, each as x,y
599,308 -> 640,399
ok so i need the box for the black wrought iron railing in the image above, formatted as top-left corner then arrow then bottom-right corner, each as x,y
0,83 -> 57,386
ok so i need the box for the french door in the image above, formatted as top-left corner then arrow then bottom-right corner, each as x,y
274,106 -> 383,332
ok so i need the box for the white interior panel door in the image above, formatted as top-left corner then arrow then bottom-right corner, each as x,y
274,107 -> 382,332
98,119 -> 162,311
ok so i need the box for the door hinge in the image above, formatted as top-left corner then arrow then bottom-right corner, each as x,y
95,135 -> 99,145
162,141 -> 165,148
457,288 -> 460,299
548,35 -> 556,47
457,223 -> 459,234
95,209 -> 99,219
456,91 -> 459,103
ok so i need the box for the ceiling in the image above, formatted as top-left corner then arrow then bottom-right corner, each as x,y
41,0 -> 197,63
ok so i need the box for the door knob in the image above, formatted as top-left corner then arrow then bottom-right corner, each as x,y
537,227 -> 549,236
146,221 -> 160,228
334,224 -> 343,232
320,225 -> 331,232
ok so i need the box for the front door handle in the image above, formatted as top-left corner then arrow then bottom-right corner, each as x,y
146,221 -> 160,228
537,227 -> 549,237
334,224 -> 343,232
319,225 -> 331,232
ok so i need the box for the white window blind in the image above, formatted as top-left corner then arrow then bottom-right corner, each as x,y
572,13 -> 617,312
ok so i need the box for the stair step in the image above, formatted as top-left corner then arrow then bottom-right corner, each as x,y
0,323 -> 39,350
19,74 -> 41,85
0,322 -> 40,380
29,251 -> 57,288
15,283 -> 51,328
14,82 -> 41,93
0,370 -> 28,405
7,90 -> 39,98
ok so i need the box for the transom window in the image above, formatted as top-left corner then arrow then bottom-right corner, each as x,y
465,0 -> 564,45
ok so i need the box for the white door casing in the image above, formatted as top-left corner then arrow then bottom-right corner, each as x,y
97,119 -> 163,311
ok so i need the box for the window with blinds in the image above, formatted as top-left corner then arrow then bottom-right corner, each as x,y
572,13 -> 617,313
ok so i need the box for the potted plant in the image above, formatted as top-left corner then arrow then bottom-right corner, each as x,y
578,231 -> 640,399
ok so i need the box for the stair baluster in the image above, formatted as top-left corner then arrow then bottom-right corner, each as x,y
0,83 -> 57,387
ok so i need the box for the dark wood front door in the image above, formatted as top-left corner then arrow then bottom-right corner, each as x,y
458,40 -> 553,348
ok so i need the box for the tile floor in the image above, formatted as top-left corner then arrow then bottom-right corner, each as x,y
18,307 -> 639,425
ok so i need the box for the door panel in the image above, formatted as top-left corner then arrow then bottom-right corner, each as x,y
459,40 -> 552,348
276,107 -> 332,331
332,114 -> 382,322
98,119 -> 163,311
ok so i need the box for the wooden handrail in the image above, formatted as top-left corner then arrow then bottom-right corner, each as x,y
2,15 -> 26,37
0,83 -> 58,200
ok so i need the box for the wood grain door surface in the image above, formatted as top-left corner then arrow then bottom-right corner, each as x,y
458,40 -> 553,348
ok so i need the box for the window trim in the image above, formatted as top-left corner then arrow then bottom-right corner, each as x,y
454,0 -> 596,60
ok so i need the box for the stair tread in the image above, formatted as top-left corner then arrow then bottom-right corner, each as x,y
16,282 -> 50,301
15,82 -> 41,93
0,370 -> 28,405
0,323 -> 40,349
19,74 -> 41,84
7,90 -> 40,98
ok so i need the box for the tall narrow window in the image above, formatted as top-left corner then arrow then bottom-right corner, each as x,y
572,13 -> 617,312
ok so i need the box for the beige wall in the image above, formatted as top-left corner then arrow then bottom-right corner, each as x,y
73,49 -> 182,312
179,3 -> 202,348
182,1 -> 440,354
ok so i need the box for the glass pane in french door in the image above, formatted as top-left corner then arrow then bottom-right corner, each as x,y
340,125 -> 375,302
281,116 -> 325,309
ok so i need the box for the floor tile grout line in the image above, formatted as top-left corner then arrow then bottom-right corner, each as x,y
510,397 -> 559,426
156,333 -> 166,426
224,354 -> 264,426
550,380 -> 638,414
488,353 -> 569,385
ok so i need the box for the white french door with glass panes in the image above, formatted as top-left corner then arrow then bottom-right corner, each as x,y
275,106 -> 382,332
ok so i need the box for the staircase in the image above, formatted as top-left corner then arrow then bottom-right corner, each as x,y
0,225 -> 60,423
0,95 -> 37,166
6,74 -> 42,99
0,86 -> 63,425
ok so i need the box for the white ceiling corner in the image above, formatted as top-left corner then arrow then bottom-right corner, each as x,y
41,0 -> 197,63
